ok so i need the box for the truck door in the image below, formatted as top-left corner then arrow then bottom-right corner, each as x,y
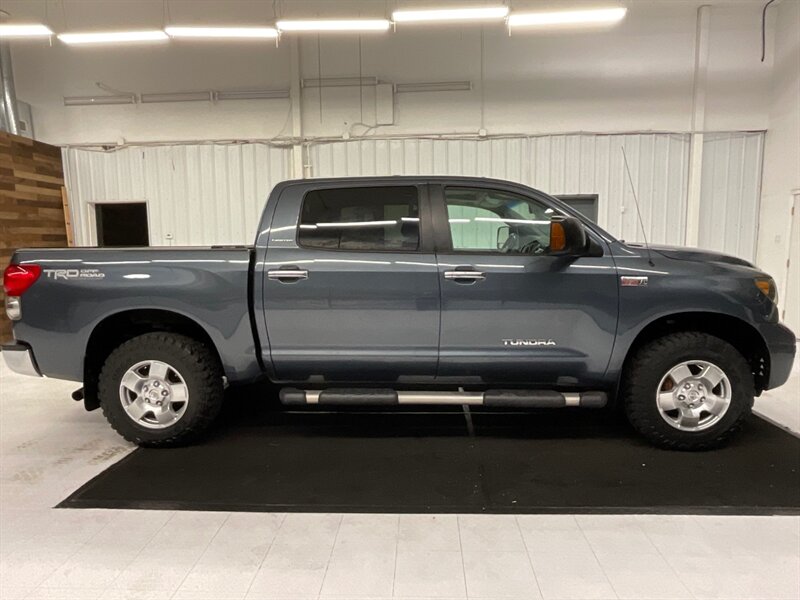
263,183 -> 440,382
432,184 -> 619,387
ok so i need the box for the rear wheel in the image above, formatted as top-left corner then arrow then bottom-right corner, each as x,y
623,332 -> 753,450
98,332 -> 224,447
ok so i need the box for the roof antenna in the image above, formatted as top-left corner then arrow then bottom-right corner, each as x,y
621,145 -> 655,266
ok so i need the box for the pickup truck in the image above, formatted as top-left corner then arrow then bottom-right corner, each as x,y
2,176 -> 795,450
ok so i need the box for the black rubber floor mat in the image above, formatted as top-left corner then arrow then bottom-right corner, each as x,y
59,388 -> 800,514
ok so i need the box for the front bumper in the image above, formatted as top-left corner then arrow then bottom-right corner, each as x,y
761,323 -> 797,390
1,343 -> 41,377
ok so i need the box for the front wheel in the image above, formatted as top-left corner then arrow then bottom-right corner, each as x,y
623,332 -> 754,451
98,332 -> 224,447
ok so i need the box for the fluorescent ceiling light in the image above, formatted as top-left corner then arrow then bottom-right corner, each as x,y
508,7 -> 627,28
315,220 -> 398,228
63,95 -> 135,106
302,77 -> 378,88
276,19 -> 391,32
165,26 -> 278,39
0,24 -> 53,38
475,217 -> 550,224
58,30 -> 169,45
216,89 -> 290,100
141,91 -> 211,103
392,6 -> 509,23
395,81 -> 472,93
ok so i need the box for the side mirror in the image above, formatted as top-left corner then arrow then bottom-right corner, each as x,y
549,216 -> 588,256
496,225 -> 510,250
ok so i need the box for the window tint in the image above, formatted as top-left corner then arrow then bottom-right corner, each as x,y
445,187 -> 554,255
298,186 -> 420,251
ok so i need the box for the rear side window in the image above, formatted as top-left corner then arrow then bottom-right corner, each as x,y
298,186 -> 420,252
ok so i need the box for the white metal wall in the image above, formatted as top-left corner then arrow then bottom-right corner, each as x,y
62,143 -> 292,246
699,132 -> 764,260
308,134 -> 692,247
62,132 -> 763,258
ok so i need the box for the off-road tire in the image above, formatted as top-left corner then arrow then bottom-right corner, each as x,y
98,332 -> 224,447
622,331 -> 753,451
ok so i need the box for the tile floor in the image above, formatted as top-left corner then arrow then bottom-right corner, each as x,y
1,351 -> 798,600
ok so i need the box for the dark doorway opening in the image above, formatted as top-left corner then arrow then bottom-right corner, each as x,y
557,194 -> 599,223
95,203 -> 149,247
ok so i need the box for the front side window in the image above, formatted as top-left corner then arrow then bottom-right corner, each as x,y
298,186 -> 420,251
445,187 -> 555,255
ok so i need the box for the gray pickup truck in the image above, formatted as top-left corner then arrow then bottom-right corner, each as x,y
3,177 -> 795,450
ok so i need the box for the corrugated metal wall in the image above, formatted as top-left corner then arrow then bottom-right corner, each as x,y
62,143 -> 291,246
308,134 -> 692,247
62,132 -> 764,258
699,132 -> 764,260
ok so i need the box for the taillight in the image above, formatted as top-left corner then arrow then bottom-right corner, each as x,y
3,264 -> 42,296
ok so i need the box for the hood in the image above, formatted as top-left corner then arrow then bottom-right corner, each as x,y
627,243 -> 756,268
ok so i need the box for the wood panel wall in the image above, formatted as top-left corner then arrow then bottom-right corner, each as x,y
0,131 -> 68,342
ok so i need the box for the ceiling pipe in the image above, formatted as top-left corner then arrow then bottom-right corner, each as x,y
0,39 -> 20,135
0,8 -> 19,135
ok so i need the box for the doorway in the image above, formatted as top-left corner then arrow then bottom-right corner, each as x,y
557,194 -> 599,223
95,203 -> 149,247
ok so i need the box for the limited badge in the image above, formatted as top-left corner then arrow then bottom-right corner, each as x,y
621,276 -> 648,287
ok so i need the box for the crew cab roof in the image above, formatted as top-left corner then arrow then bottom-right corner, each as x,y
277,175 -> 536,187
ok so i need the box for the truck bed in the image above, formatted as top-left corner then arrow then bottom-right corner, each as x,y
8,246 -> 260,383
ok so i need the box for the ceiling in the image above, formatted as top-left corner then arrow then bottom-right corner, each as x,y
0,0 -> 769,32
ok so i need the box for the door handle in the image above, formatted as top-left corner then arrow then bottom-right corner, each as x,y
267,268 -> 308,282
444,270 -> 485,282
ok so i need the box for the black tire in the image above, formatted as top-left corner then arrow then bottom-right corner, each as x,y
622,331 -> 753,451
98,332 -> 224,447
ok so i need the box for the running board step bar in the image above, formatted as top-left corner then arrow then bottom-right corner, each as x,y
279,388 -> 607,408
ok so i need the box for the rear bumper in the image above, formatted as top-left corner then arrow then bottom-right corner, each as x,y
1,343 -> 41,377
761,323 -> 797,390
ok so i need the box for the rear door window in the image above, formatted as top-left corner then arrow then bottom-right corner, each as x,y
298,186 -> 420,252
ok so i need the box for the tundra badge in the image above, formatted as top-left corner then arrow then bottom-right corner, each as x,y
502,339 -> 557,347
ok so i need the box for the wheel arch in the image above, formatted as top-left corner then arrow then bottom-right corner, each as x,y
616,311 -> 770,401
83,309 -> 223,411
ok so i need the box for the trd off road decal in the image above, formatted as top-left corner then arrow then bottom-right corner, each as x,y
43,269 -> 106,281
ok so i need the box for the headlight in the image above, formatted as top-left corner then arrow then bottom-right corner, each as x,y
754,277 -> 778,304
